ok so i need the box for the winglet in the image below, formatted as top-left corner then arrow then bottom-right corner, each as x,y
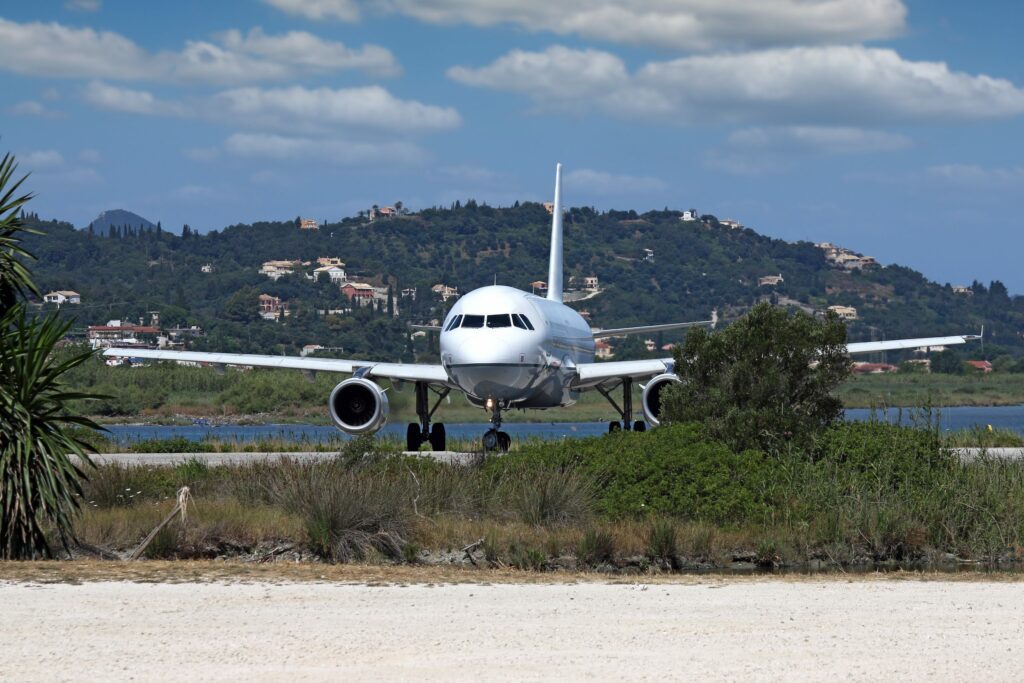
546,163 -> 563,302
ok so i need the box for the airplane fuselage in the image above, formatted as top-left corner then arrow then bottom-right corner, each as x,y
439,285 -> 594,409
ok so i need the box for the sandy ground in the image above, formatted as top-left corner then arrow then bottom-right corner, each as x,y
2,573 -> 1024,681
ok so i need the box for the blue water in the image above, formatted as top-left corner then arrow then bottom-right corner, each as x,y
103,405 -> 1024,446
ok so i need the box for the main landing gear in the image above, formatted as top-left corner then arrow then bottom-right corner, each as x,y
482,400 -> 511,452
406,381 -> 450,452
597,377 -> 646,434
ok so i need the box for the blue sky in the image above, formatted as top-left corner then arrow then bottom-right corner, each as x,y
3,0 -> 1024,291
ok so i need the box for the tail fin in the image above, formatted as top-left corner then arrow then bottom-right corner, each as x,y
546,163 -> 563,302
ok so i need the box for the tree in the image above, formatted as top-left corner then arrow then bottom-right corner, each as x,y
0,152 -> 101,558
661,303 -> 851,452
931,349 -> 965,375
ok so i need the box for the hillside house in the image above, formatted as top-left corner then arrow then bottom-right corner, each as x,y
313,264 -> 347,283
431,284 -> 459,302
852,362 -> 899,375
369,206 -> 397,221
758,274 -> 784,287
595,339 -> 614,359
299,218 -> 319,230
258,294 -> 288,321
644,339 -> 656,352
583,276 -> 600,291
401,287 -> 417,300
200,263 -> 214,273
966,360 -> 993,374
680,209 -> 699,221
643,248 -> 654,263
341,282 -> 376,302
530,280 -> 547,294
260,260 -> 301,280
87,320 -> 159,349
542,202 -> 554,215
720,219 -> 743,230
827,305 -> 858,320
952,285 -> 973,296
44,290 -> 81,306
316,257 -> 344,267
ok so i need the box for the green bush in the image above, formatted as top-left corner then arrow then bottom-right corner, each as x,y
496,426 -> 777,524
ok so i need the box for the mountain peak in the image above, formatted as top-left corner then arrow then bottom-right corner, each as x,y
85,209 -> 156,232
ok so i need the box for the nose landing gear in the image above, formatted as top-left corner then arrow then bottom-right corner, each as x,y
405,381 -> 450,452
483,401 -> 511,452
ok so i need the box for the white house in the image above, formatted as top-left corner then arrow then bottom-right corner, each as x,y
313,265 -> 347,283
827,305 -> 858,320
44,290 -> 81,305
758,274 -> 784,287
680,209 -> 699,222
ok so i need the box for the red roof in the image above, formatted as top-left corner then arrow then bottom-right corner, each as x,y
966,360 -> 993,371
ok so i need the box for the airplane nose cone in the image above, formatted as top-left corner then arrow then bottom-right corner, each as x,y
447,335 -> 537,400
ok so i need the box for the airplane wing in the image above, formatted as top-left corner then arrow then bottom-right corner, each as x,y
102,348 -> 451,385
572,332 -> 980,388
591,320 -> 714,339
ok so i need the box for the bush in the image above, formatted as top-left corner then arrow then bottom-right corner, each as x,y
495,426 -> 778,523
661,303 -> 851,452
576,528 -> 616,567
647,519 -> 678,564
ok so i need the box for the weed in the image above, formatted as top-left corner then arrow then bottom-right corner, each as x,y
577,528 -> 615,567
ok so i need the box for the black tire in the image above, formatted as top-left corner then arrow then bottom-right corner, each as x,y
633,420 -> 647,432
406,423 -> 422,452
497,431 -> 511,452
608,421 -> 622,433
483,429 -> 499,451
429,423 -> 446,451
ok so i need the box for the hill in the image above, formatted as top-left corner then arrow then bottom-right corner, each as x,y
85,209 -> 156,235
21,204 -> 1024,364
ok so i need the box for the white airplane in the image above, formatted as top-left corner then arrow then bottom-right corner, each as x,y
106,164 -> 980,452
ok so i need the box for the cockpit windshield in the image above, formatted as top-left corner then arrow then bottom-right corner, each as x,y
451,313 -> 534,330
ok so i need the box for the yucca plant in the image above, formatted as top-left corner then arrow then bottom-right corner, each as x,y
0,152 -> 102,559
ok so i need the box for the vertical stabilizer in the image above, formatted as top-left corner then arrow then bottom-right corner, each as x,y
546,163 -> 563,302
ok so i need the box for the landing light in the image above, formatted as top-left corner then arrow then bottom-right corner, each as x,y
485,398 -> 495,411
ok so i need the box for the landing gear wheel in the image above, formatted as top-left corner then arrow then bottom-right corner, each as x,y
497,431 -> 511,452
633,420 -> 647,432
429,423 -> 446,451
483,429 -> 500,452
608,421 -> 622,433
406,423 -> 422,452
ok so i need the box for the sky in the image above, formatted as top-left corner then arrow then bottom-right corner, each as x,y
2,0 -> 1024,292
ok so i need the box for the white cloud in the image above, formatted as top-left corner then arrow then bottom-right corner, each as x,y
211,85 -> 461,134
224,132 -> 426,165
727,126 -> 912,154
172,185 -> 221,202
447,46 -> 627,108
270,0 -> 905,50
564,168 -> 667,194
925,164 -> 1024,187
41,87 -> 60,101
65,0 -> 101,11
83,81 -> 179,115
264,0 -> 360,21
83,82 -> 460,139
9,100 -> 64,119
0,17 -> 398,84
20,150 -> 65,169
218,27 -> 399,77
451,45 -> 1024,125
78,148 -> 102,163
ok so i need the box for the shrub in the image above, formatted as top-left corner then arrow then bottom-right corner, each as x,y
646,519 -> 678,564
576,528 -> 615,567
661,302 -> 850,452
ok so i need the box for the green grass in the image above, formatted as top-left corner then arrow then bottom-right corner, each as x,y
836,372 -> 1024,409
70,422 -> 1024,569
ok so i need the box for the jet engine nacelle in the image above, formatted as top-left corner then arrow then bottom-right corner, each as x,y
641,373 -> 680,427
328,377 -> 389,434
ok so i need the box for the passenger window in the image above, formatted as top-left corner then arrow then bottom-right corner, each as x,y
512,314 -> 527,330
487,314 -> 512,328
519,314 -> 535,330
461,314 -> 484,328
